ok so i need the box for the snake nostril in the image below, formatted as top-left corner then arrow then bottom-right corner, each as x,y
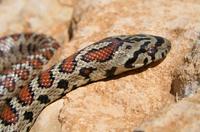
125,45 -> 132,49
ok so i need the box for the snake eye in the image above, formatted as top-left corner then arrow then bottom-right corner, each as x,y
125,45 -> 132,49
147,47 -> 157,55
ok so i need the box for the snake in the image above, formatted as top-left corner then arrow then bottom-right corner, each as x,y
0,33 -> 171,132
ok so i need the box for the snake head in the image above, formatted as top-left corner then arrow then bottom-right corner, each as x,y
115,34 -> 171,69
76,34 -> 171,77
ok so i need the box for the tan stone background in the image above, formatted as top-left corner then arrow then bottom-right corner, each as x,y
0,0 -> 199,132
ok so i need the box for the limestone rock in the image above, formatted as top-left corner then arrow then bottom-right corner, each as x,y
0,0 -> 73,42
135,40 -> 200,132
135,91 -> 200,132
58,0 -> 199,131
171,42 -> 200,99
0,0 -> 200,132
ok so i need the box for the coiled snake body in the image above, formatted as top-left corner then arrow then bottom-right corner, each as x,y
0,33 -> 171,131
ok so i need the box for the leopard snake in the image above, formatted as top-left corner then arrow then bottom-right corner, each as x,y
0,33 -> 171,132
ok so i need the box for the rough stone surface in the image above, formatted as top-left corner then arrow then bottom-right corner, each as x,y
0,0 -> 73,37
136,90 -> 200,132
136,41 -> 200,132
58,0 -> 199,131
0,0 -> 200,132
171,42 -> 200,99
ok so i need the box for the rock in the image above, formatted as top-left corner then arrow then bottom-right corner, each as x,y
135,39 -> 200,132
135,91 -> 200,132
58,0 -> 200,131
171,42 -> 200,99
58,0 -> 199,131
0,0 -> 200,132
0,0 -> 73,42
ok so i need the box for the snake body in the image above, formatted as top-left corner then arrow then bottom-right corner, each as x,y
0,33 -> 171,131
0,33 -> 60,102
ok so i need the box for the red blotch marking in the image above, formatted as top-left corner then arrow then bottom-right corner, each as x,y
60,55 -> 76,73
24,33 -> 32,40
84,41 -> 120,62
0,36 -> 7,42
18,85 -> 33,105
40,42 -> 60,60
38,69 -> 53,88
42,50 -> 54,60
29,58 -> 43,69
2,66 -> 30,80
2,69 -> 13,74
3,69 -> 30,80
0,105 -> 18,124
1,77 -> 15,92
11,34 -> 20,41
52,42 -> 60,49
14,69 -> 29,80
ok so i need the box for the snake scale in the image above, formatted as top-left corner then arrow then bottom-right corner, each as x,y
0,33 -> 171,131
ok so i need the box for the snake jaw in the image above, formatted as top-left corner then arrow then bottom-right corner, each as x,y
123,34 -> 171,69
